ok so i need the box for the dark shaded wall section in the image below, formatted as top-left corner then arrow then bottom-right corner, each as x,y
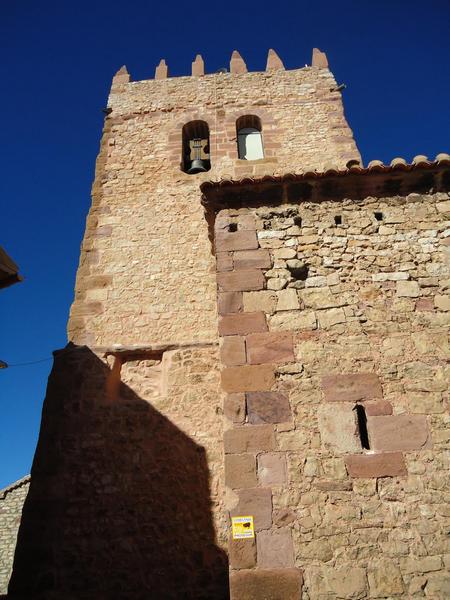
8,346 -> 228,600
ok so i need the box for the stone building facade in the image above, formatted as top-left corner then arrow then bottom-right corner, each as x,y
0,477 -> 30,596
6,49 -> 450,599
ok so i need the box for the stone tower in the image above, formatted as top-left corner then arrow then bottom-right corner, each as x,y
8,49 -> 450,599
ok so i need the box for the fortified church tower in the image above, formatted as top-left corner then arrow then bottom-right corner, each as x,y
7,49 -> 450,600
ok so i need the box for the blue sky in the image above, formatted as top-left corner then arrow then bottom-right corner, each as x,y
1,0 -> 449,488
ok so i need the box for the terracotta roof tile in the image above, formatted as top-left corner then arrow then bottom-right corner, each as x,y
201,153 -> 450,192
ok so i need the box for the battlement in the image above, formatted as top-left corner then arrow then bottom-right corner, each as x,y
111,48 -> 330,87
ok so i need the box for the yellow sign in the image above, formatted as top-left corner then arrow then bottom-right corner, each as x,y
231,516 -> 255,539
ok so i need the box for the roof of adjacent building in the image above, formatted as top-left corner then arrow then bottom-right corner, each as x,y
0,245 -> 22,290
201,153 -> 450,192
0,475 -> 31,500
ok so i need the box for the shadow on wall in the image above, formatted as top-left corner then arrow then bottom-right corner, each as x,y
8,345 -> 229,600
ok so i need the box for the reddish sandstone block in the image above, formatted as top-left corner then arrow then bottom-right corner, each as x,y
216,230 -> 258,252
257,528 -> 294,568
322,373 -> 383,402
230,50 -> 248,75
229,537 -> 257,569
218,292 -> 243,315
215,213 -> 256,233
246,331 -> 294,365
230,568 -> 303,600
221,364 -> 275,393
234,249 -> 272,270
219,312 -> 268,336
230,487 -> 272,531
224,393 -> 246,423
364,399 -> 393,416
224,425 -> 275,454
220,336 -> 246,366
225,453 -> 257,489
217,270 -> 265,292
216,252 -> 233,272
415,297 -> 434,311
367,415 -> 430,452
247,392 -> 291,424
345,452 -> 407,478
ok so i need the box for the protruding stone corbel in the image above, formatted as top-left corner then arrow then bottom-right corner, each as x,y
266,49 -> 284,71
155,59 -> 168,79
111,65 -> 131,88
192,54 -> 205,76
230,50 -> 247,74
312,48 -> 329,69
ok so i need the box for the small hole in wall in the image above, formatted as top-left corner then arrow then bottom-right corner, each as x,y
293,215 -> 302,227
228,223 -> 238,232
374,211 -> 383,221
334,215 -> 342,226
287,263 -> 309,280
354,404 -> 370,450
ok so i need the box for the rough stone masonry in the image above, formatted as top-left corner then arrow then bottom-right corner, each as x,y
5,48 -> 450,599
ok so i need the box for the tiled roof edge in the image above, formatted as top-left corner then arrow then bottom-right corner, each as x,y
0,475 -> 31,499
200,153 -> 450,192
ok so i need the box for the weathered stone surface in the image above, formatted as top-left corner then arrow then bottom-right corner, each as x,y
408,391 -> 444,414
269,310 -> 317,331
257,528 -> 294,567
234,249 -> 271,269
230,488 -> 272,531
300,288 -> 341,309
276,289 -> 300,311
368,415 -> 430,451
345,452 -> 407,478
221,364 -> 275,393
225,453 -> 257,489
363,399 -> 393,416
224,393 -> 246,423
216,230 -> 258,252
246,331 -> 294,364
224,425 -> 275,454
435,294 -> 450,310
258,452 -> 287,485
317,307 -> 346,328
220,336 -> 246,366
216,251 -> 233,272
219,312 -> 267,336
314,480 -> 353,491
401,555 -> 442,573
367,560 -> 404,596
228,537 -> 256,569
217,269 -> 265,292
243,290 -> 277,314
230,568 -> 302,600
322,373 -> 383,402
218,291 -> 243,314
247,391 -> 291,424
309,566 -> 367,599
318,404 -> 361,453
396,280 -> 421,297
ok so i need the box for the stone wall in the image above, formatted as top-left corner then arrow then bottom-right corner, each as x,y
213,190 -> 449,599
8,344 -> 228,599
68,60 -> 360,347
0,476 -> 29,595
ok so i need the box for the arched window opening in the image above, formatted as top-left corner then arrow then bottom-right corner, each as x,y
182,120 -> 211,174
236,115 -> 264,160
